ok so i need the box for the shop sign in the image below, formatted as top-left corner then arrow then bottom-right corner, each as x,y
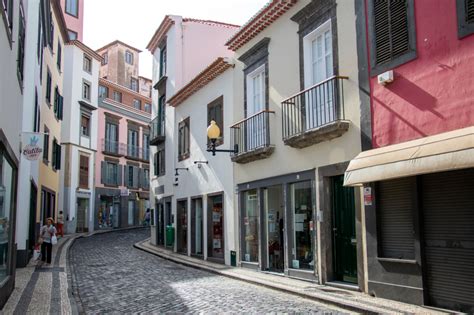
364,187 -> 373,206
120,188 -> 130,196
21,132 -> 44,161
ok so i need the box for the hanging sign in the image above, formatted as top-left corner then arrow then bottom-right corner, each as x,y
21,132 -> 44,161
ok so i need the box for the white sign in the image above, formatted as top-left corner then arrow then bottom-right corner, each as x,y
21,132 -> 44,161
120,188 -> 130,196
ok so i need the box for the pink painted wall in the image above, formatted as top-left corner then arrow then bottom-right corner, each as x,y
369,0 -> 474,148
182,22 -> 238,86
61,0 -> 84,41
95,104 -> 150,189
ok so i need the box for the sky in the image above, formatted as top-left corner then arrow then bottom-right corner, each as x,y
83,0 -> 269,79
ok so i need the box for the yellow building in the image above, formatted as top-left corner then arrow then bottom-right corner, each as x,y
37,0 -> 68,227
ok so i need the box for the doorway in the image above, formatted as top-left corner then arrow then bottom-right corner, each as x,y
208,194 -> 224,262
128,200 -> 135,226
264,185 -> 284,273
191,198 -> 203,257
332,175 -> 357,283
77,198 -> 89,232
156,203 -> 165,246
28,182 -> 37,251
164,200 -> 172,248
177,200 -> 188,254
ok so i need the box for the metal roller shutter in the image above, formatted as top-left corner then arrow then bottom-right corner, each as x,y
421,168 -> 474,313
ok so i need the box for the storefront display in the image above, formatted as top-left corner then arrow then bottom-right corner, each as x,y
264,185 -> 284,272
242,190 -> 259,262
177,200 -> 187,254
208,194 -> 224,260
291,181 -> 314,270
0,152 -> 14,283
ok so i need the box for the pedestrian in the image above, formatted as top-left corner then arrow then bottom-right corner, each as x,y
57,211 -> 64,237
144,209 -> 151,226
39,217 -> 57,265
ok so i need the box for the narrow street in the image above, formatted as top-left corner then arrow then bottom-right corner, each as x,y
69,229 -> 348,314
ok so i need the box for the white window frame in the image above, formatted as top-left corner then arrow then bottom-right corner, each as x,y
246,64 -> 266,117
303,19 -> 332,89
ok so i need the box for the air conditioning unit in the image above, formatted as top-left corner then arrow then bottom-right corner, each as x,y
378,70 -> 394,85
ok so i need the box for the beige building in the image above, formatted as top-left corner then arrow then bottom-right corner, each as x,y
227,0 -> 368,291
37,0 -> 69,227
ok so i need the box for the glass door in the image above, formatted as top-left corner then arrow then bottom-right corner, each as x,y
191,198 -> 203,256
264,185 -> 284,273
208,194 -> 224,261
242,190 -> 259,263
177,200 -> 188,254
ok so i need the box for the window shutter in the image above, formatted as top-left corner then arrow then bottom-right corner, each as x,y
101,161 -> 105,184
56,143 -> 61,170
467,0 -> 474,23
117,165 -> 123,186
125,166 -> 129,186
374,0 -> 410,66
154,153 -> 158,176
58,94 -> 63,120
133,166 -> 139,188
139,168 -> 144,188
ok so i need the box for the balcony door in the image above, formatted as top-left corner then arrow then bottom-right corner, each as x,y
105,122 -> 118,153
128,129 -> 139,158
246,65 -> 266,151
304,19 -> 334,130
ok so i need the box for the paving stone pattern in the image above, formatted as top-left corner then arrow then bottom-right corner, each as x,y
70,229 -> 347,314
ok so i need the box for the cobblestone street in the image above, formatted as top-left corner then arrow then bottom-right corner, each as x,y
69,229 -> 347,313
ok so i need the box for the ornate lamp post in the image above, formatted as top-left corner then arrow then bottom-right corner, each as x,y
206,120 -> 238,156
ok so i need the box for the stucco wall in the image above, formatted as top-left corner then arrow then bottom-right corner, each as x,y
60,0 -> 84,41
369,0 -> 474,148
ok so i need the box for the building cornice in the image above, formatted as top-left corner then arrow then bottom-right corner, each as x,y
99,78 -> 152,103
100,99 -> 151,124
66,40 -> 103,62
146,15 -> 175,53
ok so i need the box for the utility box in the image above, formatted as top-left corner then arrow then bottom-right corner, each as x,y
230,250 -> 237,267
165,225 -> 174,247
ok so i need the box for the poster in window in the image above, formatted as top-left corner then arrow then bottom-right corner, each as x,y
213,238 -> 221,249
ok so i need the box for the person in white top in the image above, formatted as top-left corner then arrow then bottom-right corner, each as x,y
39,218 -> 57,264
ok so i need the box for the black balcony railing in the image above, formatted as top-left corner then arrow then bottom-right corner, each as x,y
282,76 -> 348,141
150,115 -> 165,145
102,139 -> 123,155
230,110 -> 275,163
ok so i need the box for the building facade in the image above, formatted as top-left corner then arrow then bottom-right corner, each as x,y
147,15 -> 238,262
60,0 -> 83,41
344,0 -> 474,312
60,40 -> 101,233
94,41 -> 151,230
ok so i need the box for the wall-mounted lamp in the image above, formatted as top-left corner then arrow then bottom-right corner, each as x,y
193,160 -> 208,168
174,167 -> 189,176
206,120 -> 238,156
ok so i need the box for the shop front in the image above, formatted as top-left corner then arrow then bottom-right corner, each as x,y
238,170 -> 317,281
208,193 -> 224,263
191,197 -> 204,257
176,199 -> 188,254
94,187 -> 122,230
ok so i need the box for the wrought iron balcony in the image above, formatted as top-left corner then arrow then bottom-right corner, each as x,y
150,115 -> 165,145
281,76 -> 350,148
101,139 -> 124,156
230,110 -> 275,164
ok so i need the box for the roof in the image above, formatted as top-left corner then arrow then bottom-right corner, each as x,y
99,78 -> 152,102
167,57 -> 234,107
147,16 -> 240,53
66,40 -> 103,62
226,0 -> 297,51
95,40 -> 142,54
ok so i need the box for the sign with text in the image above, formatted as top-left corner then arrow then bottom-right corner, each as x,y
21,132 -> 44,161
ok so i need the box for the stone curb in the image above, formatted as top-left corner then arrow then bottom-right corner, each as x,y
133,239 -> 379,315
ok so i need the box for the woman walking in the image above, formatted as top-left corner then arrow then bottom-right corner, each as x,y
39,218 -> 57,265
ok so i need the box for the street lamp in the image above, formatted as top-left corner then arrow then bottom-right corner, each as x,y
206,120 -> 238,156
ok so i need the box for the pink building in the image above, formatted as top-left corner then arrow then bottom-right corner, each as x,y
94,41 -> 152,229
60,0 -> 84,41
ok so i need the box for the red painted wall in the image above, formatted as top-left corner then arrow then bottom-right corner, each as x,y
369,0 -> 474,148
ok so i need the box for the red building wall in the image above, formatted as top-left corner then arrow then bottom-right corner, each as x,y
370,0 -> 474,148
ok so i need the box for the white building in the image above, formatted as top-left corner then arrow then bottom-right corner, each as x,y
60,40 -> 101,233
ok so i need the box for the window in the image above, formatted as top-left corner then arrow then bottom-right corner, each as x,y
101,161 -> 121,186
2,0 -> 14,34
125,50 -> 133,65
46,69 -> 52,104
245,65 -> 266,150
17,3 -> 26,84
142,133 -> 150,161
34,89 -> 40,132
83,55 -> 92,73
131,78 -> 138,92
127,129 -> 139,158
68,30 -> 77,40
159,46 -> 167,77
242,190 -> 259,262
53,87 -> 63,120
79,155 -> 89,189
82,81 -> 91,101
377,178 -> 415,259
457,0 -> 474,38
65,0 -> 79,17
102,52 -> 108,65
154,146 -> 165,176
52,139 -> 61,170
43,127 -> 49,162
98,85 -> 108,98
142,169 -> 150,189
57,42 -> 62,70
207,96 -> 224,146
37,10 -> 42,60
48,10 -> 54,49
144,103 -> 151,113
133,99 -> 141,110
368,0 -> 416,75
178,118 -> 190,161
113,91 -> 122,103
81,115 -> 90,136
127,165 -> 135,188
105,122 -> 118,153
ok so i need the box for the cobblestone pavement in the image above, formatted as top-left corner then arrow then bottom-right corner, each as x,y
70,229 -> 349,314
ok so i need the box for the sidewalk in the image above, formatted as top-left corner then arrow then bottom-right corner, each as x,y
135,239 -> 448,315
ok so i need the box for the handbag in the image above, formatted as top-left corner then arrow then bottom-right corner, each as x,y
51,235 -> 58,245
37,237 -> 44,245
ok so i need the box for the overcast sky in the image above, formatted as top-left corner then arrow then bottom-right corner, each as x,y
83,0 -> 268,79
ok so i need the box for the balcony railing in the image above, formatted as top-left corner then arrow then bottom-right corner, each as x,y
102,139 -> 149,161
230,110 -> 275,164
102,139 -> 124,156
150,115 -> 165,145
281,76 -> 350,148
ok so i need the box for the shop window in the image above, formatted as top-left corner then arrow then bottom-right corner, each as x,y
242,190 -> 259,263
208,194 -> 224,260
368,0 -> 416,75
178,117 -> 190,161
79,155 -> 89,189
377,178 -> 416,259
290,181 -> 314,270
